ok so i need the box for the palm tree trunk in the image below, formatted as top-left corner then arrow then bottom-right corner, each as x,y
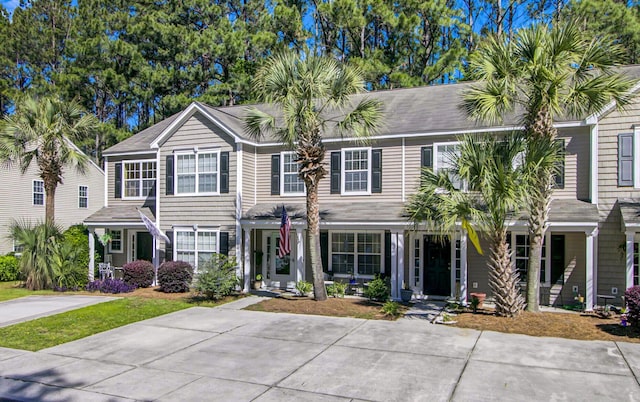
44,179 -> 57,225
488,229 -> 524,317
306,178 -> 327,301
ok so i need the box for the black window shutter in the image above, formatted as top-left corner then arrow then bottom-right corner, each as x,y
220,231 -> 229,256
220,152 -> 229,193
554,140 -> 565,189
271,154 -> 280,195
421,146 -> 433,169
320,231 -> 329,271
384,232 -> 391,274
165,230 -> 173,262
372,149 -> 382,193
619,133 -> 634,186
330,151 -> 341,194
114,162 -> 122,199
166,155 -> 174,195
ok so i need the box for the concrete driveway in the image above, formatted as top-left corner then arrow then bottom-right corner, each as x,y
0,295 -> 118,328
1,297 -> 640,401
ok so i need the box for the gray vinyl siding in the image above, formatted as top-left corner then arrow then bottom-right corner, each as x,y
254,139 -> 404,204
242,145 -> 257,212
158,112 -> 237,256
106,154 -> 157,208
557,232 -> 587,306
467,236 -> 492,298
0,161 -> 104,254
596,97 -> 640,297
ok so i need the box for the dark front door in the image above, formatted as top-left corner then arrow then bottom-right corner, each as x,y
550,235 -> 565,285
424,236 -> 451,296
136,232 -> 153,262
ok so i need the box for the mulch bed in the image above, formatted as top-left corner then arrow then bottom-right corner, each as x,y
452,308 -> 640,343
245,296 -> 401,320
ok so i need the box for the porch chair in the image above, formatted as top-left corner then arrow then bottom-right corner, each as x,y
98,262 -> 114,280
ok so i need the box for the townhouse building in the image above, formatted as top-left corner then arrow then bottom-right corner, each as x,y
0,155 -> 105,254
85,65 -> 640,310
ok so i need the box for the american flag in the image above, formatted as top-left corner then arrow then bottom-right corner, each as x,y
279,206 -> 291,258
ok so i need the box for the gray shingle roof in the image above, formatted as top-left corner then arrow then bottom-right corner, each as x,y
84,206 -> 155,224
103,64 -> 640,154
619,199 -> 640,228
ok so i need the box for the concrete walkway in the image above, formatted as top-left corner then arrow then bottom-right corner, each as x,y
1,296 -> 640,401
0,295 -> 118,328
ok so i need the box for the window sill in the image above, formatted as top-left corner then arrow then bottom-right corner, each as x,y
340,191 -> 372,196
174,192 -> 221,197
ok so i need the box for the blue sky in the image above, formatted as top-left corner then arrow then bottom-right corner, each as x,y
1,0 -> 18,14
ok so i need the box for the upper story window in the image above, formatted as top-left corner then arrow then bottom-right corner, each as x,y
342,148 -> 370,194
433,142 -> 464,190
78,186 -> 88,208
124,161 -> 156,198
176,150 -> 219,195
282,152 -> 305,195
33,180 -> 44,205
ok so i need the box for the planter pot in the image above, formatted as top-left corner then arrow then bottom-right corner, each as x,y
469,292 -> 486,308
400,289 -> 413,303
252,280 -> 262,290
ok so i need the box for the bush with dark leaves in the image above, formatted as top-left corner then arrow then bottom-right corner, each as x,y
625,286 -> 640,327
157,261 -> 193,293
123,260 -> 154,288
86,279 -> 136,294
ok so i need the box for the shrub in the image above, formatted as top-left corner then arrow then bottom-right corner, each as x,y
86,279 -> 136,294
625,286 -> 640,327
380,301 -> 401,317
123,260 -> 154,288
295,280 -> 313,296
193,253 -> 238,300
62,225 -> 96,274
327,282 -> 346,298
0,255 -> 20,282
11,220 -> 63,290
364,276 -> 390,302
158,261 -> 193,293
50,241 -> 89,289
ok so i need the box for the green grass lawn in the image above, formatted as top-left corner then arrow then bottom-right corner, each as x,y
0,297 -> 193,351
0,281 -> 56,302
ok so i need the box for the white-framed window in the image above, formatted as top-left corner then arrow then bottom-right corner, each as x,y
12,241 -> 24,256
281,152 -> 305,195
176,150 -> 219,195
329,231 -> 383,277
509,232 -> 548,284
433,141 -> 464,190
342,148 -> 371,195
108,229 -> 123,253
33,180 -> 44,206
175,229 -> 218,269
78,185 -> 88,208
123,160 -> 156,198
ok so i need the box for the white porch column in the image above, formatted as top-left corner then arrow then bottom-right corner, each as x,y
460,233 -> 468,305
627,231 -> 635,291
397,231 -> 404,299
243,229 -> 251,292
391,232 -> 398,300
296,228 -> 304,282
585,228 -> 598,311
88,229 -> 95,282
152,237 -> 159,285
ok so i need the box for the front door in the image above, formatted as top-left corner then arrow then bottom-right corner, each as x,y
136,232 -> 153,262
424,236 -> 451,296
263,231 -> 295,289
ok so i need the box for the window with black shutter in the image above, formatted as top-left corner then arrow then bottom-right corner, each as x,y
271,154 -> 280,195
619,133 -> 634,186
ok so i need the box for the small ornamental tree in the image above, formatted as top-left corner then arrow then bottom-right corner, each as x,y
123,260 -> 154,288
158,261 -> 193,293
624,286 -> 640,327
193,253 -> 237,300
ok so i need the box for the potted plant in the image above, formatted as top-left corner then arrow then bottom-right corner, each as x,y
469,292 -> 486,313
252,273 -> 263,290
400,282 -> 413,303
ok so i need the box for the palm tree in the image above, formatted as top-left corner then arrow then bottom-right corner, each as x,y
0,95 -> 98,224
407,133 -> 536,317
10,219 -> 62,290
244,52 -> 384,301
462,22 -> 636,311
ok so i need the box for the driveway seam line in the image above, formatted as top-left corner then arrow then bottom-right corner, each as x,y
615,341 -> 640,387
448,329 -> 482,402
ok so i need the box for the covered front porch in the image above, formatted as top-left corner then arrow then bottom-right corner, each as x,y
83,206 -> 159,281
239,202 -> 409,299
